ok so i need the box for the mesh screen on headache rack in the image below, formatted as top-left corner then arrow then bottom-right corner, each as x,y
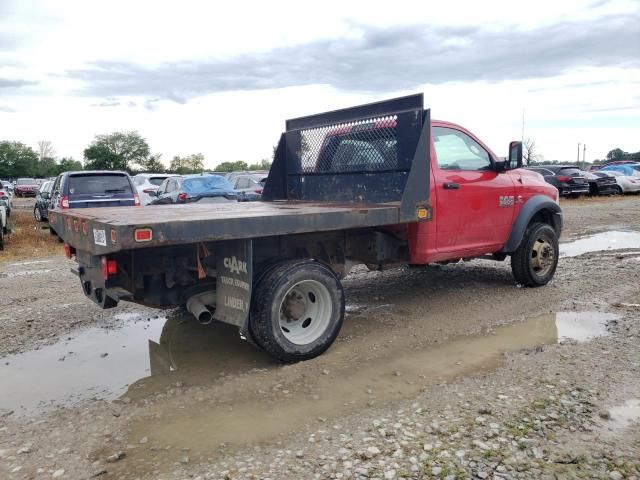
299,116 -> 398,174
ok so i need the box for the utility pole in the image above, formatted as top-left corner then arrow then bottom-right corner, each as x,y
577,143 -> 581,165
582,144 -> 586,170
521,109 -> 525,143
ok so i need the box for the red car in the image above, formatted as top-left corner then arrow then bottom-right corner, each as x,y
14,178 -> 40,197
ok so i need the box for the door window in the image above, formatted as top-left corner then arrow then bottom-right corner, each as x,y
433,127 -> 491,171
166,179 -> 178,192
52,175 -> 61,194
236,178 -> 250,189
156,179 -> 168,195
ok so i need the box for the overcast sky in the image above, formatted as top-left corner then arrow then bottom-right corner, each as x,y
0,0 -> 638,167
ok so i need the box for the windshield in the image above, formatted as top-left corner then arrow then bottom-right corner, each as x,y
149,177 -> 167,186
68,174 -> 133,195
558,168 -> 582,176
17,178 -> 36,185
183,176 -> 234,195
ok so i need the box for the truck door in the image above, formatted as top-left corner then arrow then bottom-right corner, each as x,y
433,126 -> 516,254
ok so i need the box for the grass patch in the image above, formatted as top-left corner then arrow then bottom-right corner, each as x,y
1,207 -> 63,262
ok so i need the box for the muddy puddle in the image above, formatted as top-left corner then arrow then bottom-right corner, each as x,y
560,230 -> 640,257
0,312 -> 273,416
0,311 -> 619,420
0,269 -> 53,278
91,310 -> 615,470
600,399 -> 640,435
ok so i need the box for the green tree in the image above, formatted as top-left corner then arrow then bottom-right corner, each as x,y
247,158 -> 272,170
213,160 -> 249,173
84,131 -> 150,172
56,157 -> 83,174
138,153 -> 166,173
0,141 -> 39,177
169,153 -> 205,174
35,156 -> 58,177
606,148 -> 625,161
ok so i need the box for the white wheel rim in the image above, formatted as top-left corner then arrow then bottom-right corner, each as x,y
278,279 -> 333,345
34,209 -> 41,221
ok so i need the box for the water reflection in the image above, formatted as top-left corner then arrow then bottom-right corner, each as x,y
0,311 -> 273,416
560,230 -> 640,257
0,310 -> 619,417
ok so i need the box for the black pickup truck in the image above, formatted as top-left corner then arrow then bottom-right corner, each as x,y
50,94 -> 562,362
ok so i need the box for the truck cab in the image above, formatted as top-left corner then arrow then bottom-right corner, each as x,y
410,120 -> 559,264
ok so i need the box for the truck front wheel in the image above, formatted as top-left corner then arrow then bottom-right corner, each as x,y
250,260 -> 345,362
510,222 -> 559,287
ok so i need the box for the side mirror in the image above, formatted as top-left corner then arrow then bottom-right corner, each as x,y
41,192 -> 50,199
507,141 -> 523,169
494,160 -> 507,173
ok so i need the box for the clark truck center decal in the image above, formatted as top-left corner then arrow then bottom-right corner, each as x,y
216,241 -> 252,327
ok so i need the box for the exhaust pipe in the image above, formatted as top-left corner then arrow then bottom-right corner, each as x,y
186,292 -> 216,325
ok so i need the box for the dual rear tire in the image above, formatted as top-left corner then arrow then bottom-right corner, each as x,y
250,260 -> 344,362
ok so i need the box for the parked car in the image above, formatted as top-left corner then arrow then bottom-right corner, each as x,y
50,171 -> 140,211
133,173 -> 177,206
229,173 -> 268,200
34,180 -> 54,222
14,177 -> 39,197
599,163 -> 640,177
151,174 -> 239,205
1,180 -> 13,194
225,170 -> 268,184
525,166 -> 589,197
0,187 -> 12,217
584,171 -> 618,196
0,196 -> 8,249
598,170 -> 640,194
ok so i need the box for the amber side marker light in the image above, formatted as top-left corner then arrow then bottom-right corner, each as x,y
417,207 -> 429,220
134,228 -> 153,242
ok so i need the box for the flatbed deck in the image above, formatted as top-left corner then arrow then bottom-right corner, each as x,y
50,200 -> 403,255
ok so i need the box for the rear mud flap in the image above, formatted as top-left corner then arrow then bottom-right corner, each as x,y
215,240 -> 253,337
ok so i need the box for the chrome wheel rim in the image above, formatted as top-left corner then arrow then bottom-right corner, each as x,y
279,280 -> 332,345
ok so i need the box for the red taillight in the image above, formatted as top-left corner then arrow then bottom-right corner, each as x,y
255,188 -> 263,194
142,188 -> 156,194
134,228 -> 152,242
64,243 -> 72,259
111,229 -> 117,244
556,176 -> 571,182
178,193 -> 188,201
101,256 -> 117,280
0,191 -> 6,198
134,194 -> 140,206
60,195 -> 69,209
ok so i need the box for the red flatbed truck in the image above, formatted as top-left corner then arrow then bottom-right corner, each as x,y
49,94 -> 562,362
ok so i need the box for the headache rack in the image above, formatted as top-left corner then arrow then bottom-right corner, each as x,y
263,93 -> 432,221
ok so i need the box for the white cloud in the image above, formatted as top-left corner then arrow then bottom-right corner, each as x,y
0,0 -> 638,165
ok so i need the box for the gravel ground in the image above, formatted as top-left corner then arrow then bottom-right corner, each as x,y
0,196 -> 639,479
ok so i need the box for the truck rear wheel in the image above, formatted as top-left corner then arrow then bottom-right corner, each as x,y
511,222 -> 558,287
250,260 -> 344,362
